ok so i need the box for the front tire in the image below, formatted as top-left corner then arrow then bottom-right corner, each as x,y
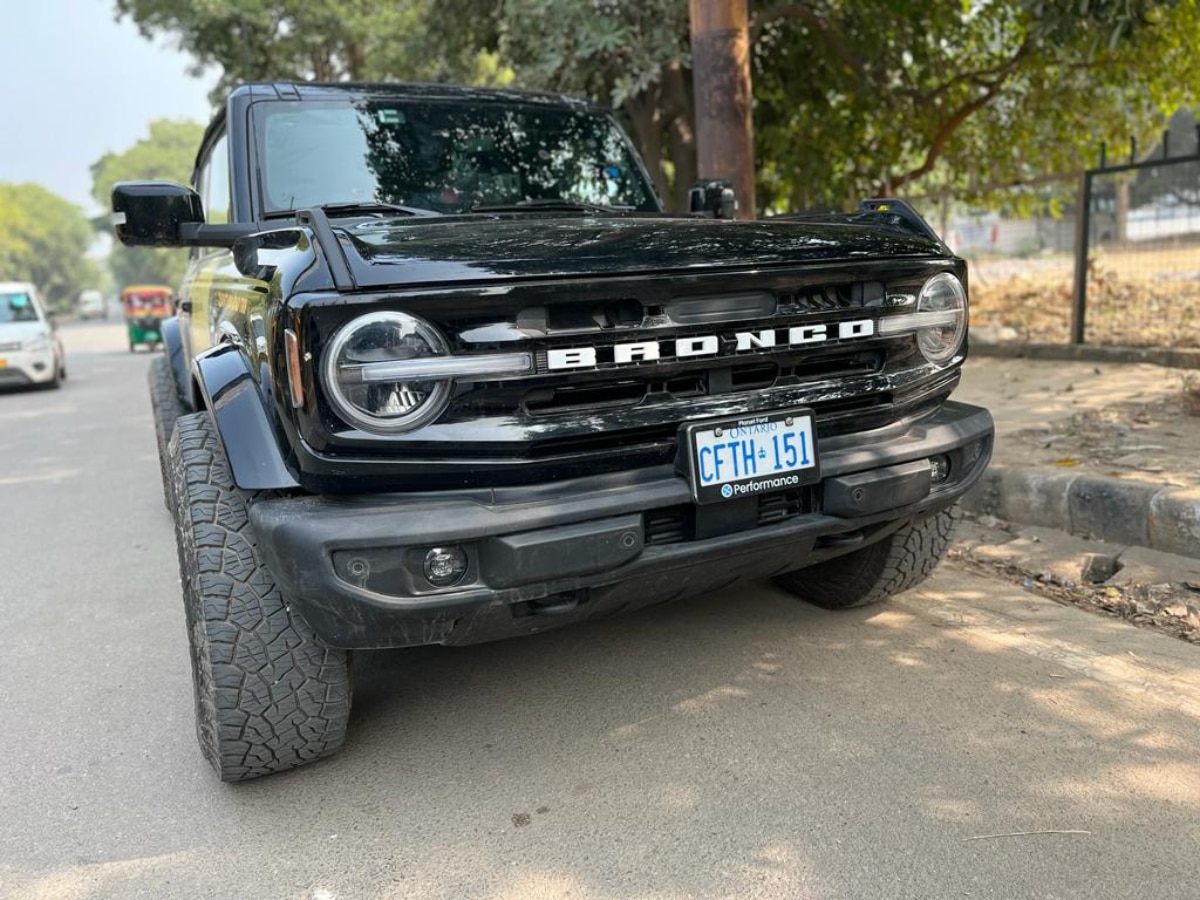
774,508 -> 958,609
168,412 -> 352,781
148,356 -> 184,511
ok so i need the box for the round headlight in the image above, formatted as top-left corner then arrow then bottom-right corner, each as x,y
916,272 -> 967,367
323,311 -> 452,433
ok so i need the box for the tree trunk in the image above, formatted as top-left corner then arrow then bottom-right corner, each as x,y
689,0 -> 756,218
622,86 -> 670,209
661,61 -> 697,213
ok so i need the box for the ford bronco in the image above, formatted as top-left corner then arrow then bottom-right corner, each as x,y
113,82 -> 993,781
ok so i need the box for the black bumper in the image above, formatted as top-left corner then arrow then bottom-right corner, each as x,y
250,401 -> 993,648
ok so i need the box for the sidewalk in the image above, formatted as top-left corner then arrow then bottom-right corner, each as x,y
955,354 -> 1200,558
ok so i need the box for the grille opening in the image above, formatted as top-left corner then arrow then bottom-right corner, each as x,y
645,506 -> 690,545
544,298 -> 644,332
666,375 -> 705,396
783,350 -> 885,382
527,422 -> 679,458
757,489 -> 810,525
777,281 -> 885,313
526,380 -> 647,413
729,362 -> 779,390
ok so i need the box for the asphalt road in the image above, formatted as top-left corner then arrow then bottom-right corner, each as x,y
4,321 -> 1200,900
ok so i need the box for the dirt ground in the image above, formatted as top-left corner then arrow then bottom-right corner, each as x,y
956,355 -> 1200,488
969,243 -> 1200,347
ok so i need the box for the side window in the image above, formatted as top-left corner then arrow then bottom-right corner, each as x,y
197,133 -> 231,225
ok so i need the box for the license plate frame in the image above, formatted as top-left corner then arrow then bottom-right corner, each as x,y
680,407 -> 820,505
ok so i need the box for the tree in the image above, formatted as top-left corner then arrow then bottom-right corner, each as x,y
0,184 -> 100,310
114,0 -> 508,100
498,0 -> 696,209
114,0 -> 1199,216
91,119 -> 205,289
751,0 -> 1200,211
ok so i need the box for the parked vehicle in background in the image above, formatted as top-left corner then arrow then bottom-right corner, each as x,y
121,285 -> 173,352
0,282 -> 66,390
114,81 -> 993,781
77,289 -> 107,320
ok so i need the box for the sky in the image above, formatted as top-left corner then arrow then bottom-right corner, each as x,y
2,0 -> 217,214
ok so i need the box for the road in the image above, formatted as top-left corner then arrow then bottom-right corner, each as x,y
3,321 -> 1200,900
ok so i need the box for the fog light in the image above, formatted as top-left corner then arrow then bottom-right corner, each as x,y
423,546 -> 468,586
929,454 -> 951,484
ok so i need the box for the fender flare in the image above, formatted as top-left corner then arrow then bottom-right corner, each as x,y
193,344 -> 300,491
160,317 -> 194,411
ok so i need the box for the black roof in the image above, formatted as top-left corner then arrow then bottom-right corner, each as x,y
230,81 -> 597,110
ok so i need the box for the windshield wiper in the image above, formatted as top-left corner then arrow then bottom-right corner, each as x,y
471,199 -> 631,214
320,201 -> 441,218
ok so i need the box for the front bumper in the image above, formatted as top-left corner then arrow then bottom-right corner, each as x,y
251,400 -> 994,648
0,347 -> 57,386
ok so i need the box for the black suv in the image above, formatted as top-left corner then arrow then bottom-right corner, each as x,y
114,82 -> 993,781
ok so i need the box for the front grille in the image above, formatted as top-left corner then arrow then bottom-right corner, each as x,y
523,349 -> 887,416
0,341 -> 21,352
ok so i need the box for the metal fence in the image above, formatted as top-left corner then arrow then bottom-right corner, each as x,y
926,125 -> 1200,349
1072,147 -> 1200,347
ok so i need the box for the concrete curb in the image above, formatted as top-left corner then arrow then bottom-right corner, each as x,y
971,342 -> 1200,370
962,464 -> 1200,560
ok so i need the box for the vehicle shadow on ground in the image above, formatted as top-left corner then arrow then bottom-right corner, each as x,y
217,572 -> 1200,899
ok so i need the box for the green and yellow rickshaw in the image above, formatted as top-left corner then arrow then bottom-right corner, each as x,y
122,285 -> 174,352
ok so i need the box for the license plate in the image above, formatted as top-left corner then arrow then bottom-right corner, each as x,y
681,408 -> 819,504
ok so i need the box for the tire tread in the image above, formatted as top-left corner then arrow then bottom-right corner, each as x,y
169,412 -> 351,781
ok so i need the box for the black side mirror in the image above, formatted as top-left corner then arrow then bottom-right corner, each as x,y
47,311 -> 58,330
111,181 -> 204,247
689,179 -> 738,220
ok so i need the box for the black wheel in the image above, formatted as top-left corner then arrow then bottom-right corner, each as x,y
774,507 -> 958,609
168,412 -> 352,781
148,356 -> 185,511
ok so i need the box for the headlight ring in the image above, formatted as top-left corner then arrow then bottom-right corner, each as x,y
915,272 -> 967,367
322,311 -> 453,434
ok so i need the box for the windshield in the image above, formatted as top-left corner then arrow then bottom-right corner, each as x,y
252,98 -> 660,215
0,291 -> 40,324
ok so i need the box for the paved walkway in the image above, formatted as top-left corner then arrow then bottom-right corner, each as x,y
956,355 -> 1200,557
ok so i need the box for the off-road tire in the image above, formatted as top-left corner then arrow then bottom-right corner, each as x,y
148,356 -> 185,511
774,507 -> 958,609
168,412 -> 352,781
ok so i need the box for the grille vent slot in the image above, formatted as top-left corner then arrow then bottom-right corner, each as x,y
645,507 -> 689,545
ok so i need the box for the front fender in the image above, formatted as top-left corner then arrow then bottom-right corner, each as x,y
193,345 -> 300,491
160,317 -> 194,411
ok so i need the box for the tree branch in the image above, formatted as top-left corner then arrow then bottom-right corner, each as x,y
750,5 -> 863,80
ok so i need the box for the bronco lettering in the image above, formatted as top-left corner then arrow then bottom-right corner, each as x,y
546,317 -> 876,371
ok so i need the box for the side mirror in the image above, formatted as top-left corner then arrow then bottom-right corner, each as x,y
689,179 -> 738,220
111,181 -> 204,247
47,311 -> 58,330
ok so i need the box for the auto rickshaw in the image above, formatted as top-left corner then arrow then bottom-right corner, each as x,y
121,285 -> 174,352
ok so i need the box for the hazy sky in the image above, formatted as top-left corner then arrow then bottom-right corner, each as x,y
2,0 -> 217,213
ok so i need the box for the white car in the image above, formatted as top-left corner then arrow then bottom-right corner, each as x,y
0,282 -> 67,389
77,289 -> 106,320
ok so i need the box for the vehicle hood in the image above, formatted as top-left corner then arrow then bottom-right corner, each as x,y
337,215 -> 947,289
0,321 -> 51,344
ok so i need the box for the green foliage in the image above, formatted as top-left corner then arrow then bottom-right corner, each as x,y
499,0 -> 689,109
753,0 -> 1200,212
114,0 -> 508,99
113,0 -> 1199,216
0,183 -> 100,311
90,119 -> 205,290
